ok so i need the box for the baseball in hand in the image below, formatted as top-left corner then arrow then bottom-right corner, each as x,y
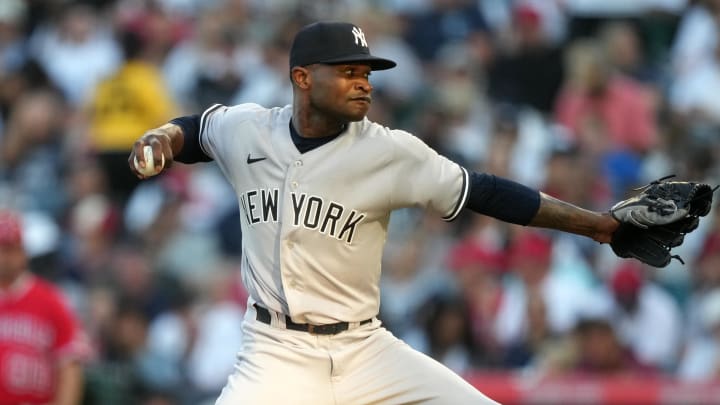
134,145 -> 165,177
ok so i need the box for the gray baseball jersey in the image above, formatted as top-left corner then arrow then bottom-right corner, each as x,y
199,102 -> 469,324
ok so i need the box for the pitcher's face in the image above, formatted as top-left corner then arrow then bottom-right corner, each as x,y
307,63 -> 374,122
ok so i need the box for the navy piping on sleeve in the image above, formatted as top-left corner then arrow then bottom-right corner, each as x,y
443,166 -> 470,221
198,103 -> 225,158
443,166 -> 470,222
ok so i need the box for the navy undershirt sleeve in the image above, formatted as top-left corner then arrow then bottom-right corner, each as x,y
168,114 -> 213,163
465,172 -> 541,225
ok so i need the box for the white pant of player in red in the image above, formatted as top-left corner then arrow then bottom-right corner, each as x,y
214,303 -> 500,405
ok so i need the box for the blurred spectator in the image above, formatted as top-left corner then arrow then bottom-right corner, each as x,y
124,169 -> 229,285
427,41 -> 492,169
0,89 -> 69,216
414,294 -> 485,375
483,105 -> 522,178
108,243 -> 185,319
669,0 -> 719,80
0,209 -> 91,405
598,21 -> 660,85
445,236 -> 506,366
554,38 -> 659,156
563,0 -> 686,42
116,0 -> 192,65
162,5 -> 262,111
138,283 -> 195,395
0,58 -> 57,131
61,191 -> 120,285
572,317 -> 657,376
185,268 -> 245,403
518,0 -> 569,44
231,21 -> 296,107
28,3 -> 121,106
685,230 -> 720,339
677,288 -> 720,381
19,210 -> 62,280
542,144 -> 610,211
85,300 -> 151,405
85,28 -> 178,203
403,0 -> 490,62
0,0 -> 28,77
493,230 -> 600,367
380,233 -> 455,340
481,103 -> 555,189
604,261 -> 683,370
487,3 -> 565,115
668,40 -> 720,144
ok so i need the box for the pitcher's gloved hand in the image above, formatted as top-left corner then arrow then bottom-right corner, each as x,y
609,176 -> 717,267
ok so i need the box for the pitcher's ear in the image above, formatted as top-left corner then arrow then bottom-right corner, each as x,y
291,66 -> 311,89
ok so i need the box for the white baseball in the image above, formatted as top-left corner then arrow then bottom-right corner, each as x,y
134,145 -> 165,177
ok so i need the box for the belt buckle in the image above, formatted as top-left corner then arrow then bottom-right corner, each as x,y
307,323 -> 346,335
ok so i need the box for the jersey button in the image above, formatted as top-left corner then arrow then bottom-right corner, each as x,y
291,181 -> 298,189
294,160 -> 302,167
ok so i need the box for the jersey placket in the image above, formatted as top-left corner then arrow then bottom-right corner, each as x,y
278,155 -> 307,319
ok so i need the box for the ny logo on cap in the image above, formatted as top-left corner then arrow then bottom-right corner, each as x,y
351,26 -> 367,48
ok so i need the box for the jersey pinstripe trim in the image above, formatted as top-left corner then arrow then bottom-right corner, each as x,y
443,166 -> 469,221
198,103 -> 225,157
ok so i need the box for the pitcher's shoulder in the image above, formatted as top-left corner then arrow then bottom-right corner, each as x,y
206,103 -> 286,127
222,102 -> 274,118
355,119 -> 410,140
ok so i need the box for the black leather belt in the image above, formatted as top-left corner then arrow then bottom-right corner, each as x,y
253,304 -> 372,335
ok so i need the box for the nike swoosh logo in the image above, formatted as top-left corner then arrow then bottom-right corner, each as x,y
246,154 -> 266,164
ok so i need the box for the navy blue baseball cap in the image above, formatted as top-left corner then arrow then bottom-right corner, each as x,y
289,22 -> 396,71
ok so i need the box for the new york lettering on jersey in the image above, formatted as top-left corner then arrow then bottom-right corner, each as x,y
239,188 -> 365,243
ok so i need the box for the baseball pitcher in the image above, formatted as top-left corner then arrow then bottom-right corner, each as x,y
129,22 -> 710,405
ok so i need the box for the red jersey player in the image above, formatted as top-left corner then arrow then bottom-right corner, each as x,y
0,210 -> 91,405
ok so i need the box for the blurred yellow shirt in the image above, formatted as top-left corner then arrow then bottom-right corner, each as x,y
88,60 -> 177,152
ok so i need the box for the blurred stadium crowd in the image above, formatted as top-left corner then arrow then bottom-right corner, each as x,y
1,0 -> 720,403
